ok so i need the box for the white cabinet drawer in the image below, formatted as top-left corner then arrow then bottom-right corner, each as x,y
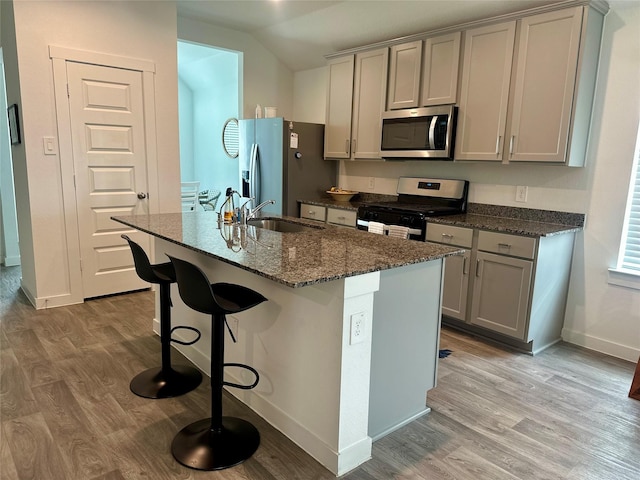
300,204 -> 326,222
327,208 -> 357,227
426,223 -> 473,248
477,231 -> 536,259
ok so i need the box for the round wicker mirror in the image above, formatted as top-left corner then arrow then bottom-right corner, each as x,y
222,118 -> 239,158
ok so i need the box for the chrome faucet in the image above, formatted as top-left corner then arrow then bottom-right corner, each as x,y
241,199 -> 276,225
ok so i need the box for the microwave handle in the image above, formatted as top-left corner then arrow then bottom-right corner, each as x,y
428,116 -> 438,150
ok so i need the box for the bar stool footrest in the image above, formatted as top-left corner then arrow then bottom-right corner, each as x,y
223,363 -> 259,390
170,325 -> 202,346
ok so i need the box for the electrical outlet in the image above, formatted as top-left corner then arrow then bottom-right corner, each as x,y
368,177 -> 375,190
350,312 -> 365,345
516,185 -> 528,203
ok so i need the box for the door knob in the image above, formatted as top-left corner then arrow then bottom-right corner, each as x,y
137,192 -> 147,199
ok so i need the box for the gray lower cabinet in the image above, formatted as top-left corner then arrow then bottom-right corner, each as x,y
426,224 -> 472,321
300,203 -> 356,228
470,250 -> 533,340
428,223 -> 575,354
326,208 -> 357,228
300,203 -> 326,222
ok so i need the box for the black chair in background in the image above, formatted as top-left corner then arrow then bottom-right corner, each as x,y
122,235 -> 202,399
168,255 -> 267,471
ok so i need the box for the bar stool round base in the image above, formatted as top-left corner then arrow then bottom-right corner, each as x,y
129,365 -> 202,399
171,416 -> 260,470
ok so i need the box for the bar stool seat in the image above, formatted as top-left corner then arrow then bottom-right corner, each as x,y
168,255 -> 267,471
122,235 -> 202,399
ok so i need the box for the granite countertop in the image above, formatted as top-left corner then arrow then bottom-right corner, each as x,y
300,198 -> 585,237
423,213 -> 581,237
112,213 -> 462,288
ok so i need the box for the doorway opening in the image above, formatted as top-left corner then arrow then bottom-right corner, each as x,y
0,47 -> 21,268
177,41 -> 241,212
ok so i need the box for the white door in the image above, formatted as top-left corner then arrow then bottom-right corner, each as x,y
67,61 -> 149,298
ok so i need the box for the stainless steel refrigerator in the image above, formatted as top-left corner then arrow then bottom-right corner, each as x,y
238,118 -> 336,216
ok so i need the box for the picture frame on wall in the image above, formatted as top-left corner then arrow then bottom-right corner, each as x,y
8,104 -> 21,145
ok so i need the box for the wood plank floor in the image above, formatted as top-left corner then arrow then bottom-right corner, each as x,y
1,264 -> 638,479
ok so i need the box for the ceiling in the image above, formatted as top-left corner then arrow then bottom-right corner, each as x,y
176,0 -> 569,71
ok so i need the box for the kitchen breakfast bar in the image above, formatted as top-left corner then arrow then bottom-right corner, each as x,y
112,212 -> 462,475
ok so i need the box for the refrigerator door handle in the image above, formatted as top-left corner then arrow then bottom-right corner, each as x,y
250,143 -> 260,203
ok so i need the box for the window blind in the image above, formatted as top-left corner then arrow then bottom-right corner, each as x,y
619,141 -> 640,272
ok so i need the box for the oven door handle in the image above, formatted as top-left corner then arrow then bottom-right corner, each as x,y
356,219 -> 422,237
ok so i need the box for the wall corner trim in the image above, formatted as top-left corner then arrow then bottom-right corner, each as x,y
48,45 -> 156,73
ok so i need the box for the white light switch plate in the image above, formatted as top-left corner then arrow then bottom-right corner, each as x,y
43,136 -> 58,156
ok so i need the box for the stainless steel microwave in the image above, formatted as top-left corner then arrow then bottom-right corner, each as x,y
380,105 -> 457,160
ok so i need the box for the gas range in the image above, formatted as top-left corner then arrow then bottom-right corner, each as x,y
357,177 -> 469,241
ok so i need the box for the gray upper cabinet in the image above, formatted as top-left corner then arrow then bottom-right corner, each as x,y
325,2 -> 606,166
324,56 -> 354,159
325,48 -> 388,160
421,32 -> 461,106
508,7 -> 583,163
351,48 -> 389,159
455,5 -> 604,166
455,21 -> 517,161
387,41 -> 422,110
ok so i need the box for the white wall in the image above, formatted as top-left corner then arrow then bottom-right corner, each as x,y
191,53 -> 239,194
562,5 -> 640,362
178,45 -> 240,197
178,77 -> 195,181
177,16 -> 294,122
0,48 -> 21,267
2,0 -> 180,305
292,4 -> 640,361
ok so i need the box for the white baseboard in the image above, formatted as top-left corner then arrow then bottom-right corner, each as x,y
562,328 -> 640,363
157,317 -> 371,476
3,255 -> 20,267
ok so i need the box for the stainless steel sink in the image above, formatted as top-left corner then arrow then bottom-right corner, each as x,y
246,218 -> 321,233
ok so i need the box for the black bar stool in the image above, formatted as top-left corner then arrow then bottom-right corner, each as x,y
122,235 -> 202,399
168,255 -> 267,471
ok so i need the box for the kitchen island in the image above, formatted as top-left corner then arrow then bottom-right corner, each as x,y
112,212 -> 462,475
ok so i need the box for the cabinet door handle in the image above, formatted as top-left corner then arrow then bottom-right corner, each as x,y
308,210 -> 316,216
509,135 -> 515,156
476,259 -> 482,277
463,257 -> 468,275
496,135 -> 502,156
338,216 -> 345,220
352,139 -> 356,155
441,233 -> 454,241
498,242 -> 512,250
345,139 -> 349,155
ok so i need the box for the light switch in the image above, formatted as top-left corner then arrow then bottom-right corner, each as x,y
43,136 -> 58,156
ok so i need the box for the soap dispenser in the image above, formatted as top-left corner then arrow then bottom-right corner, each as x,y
222,187 -> 236,223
